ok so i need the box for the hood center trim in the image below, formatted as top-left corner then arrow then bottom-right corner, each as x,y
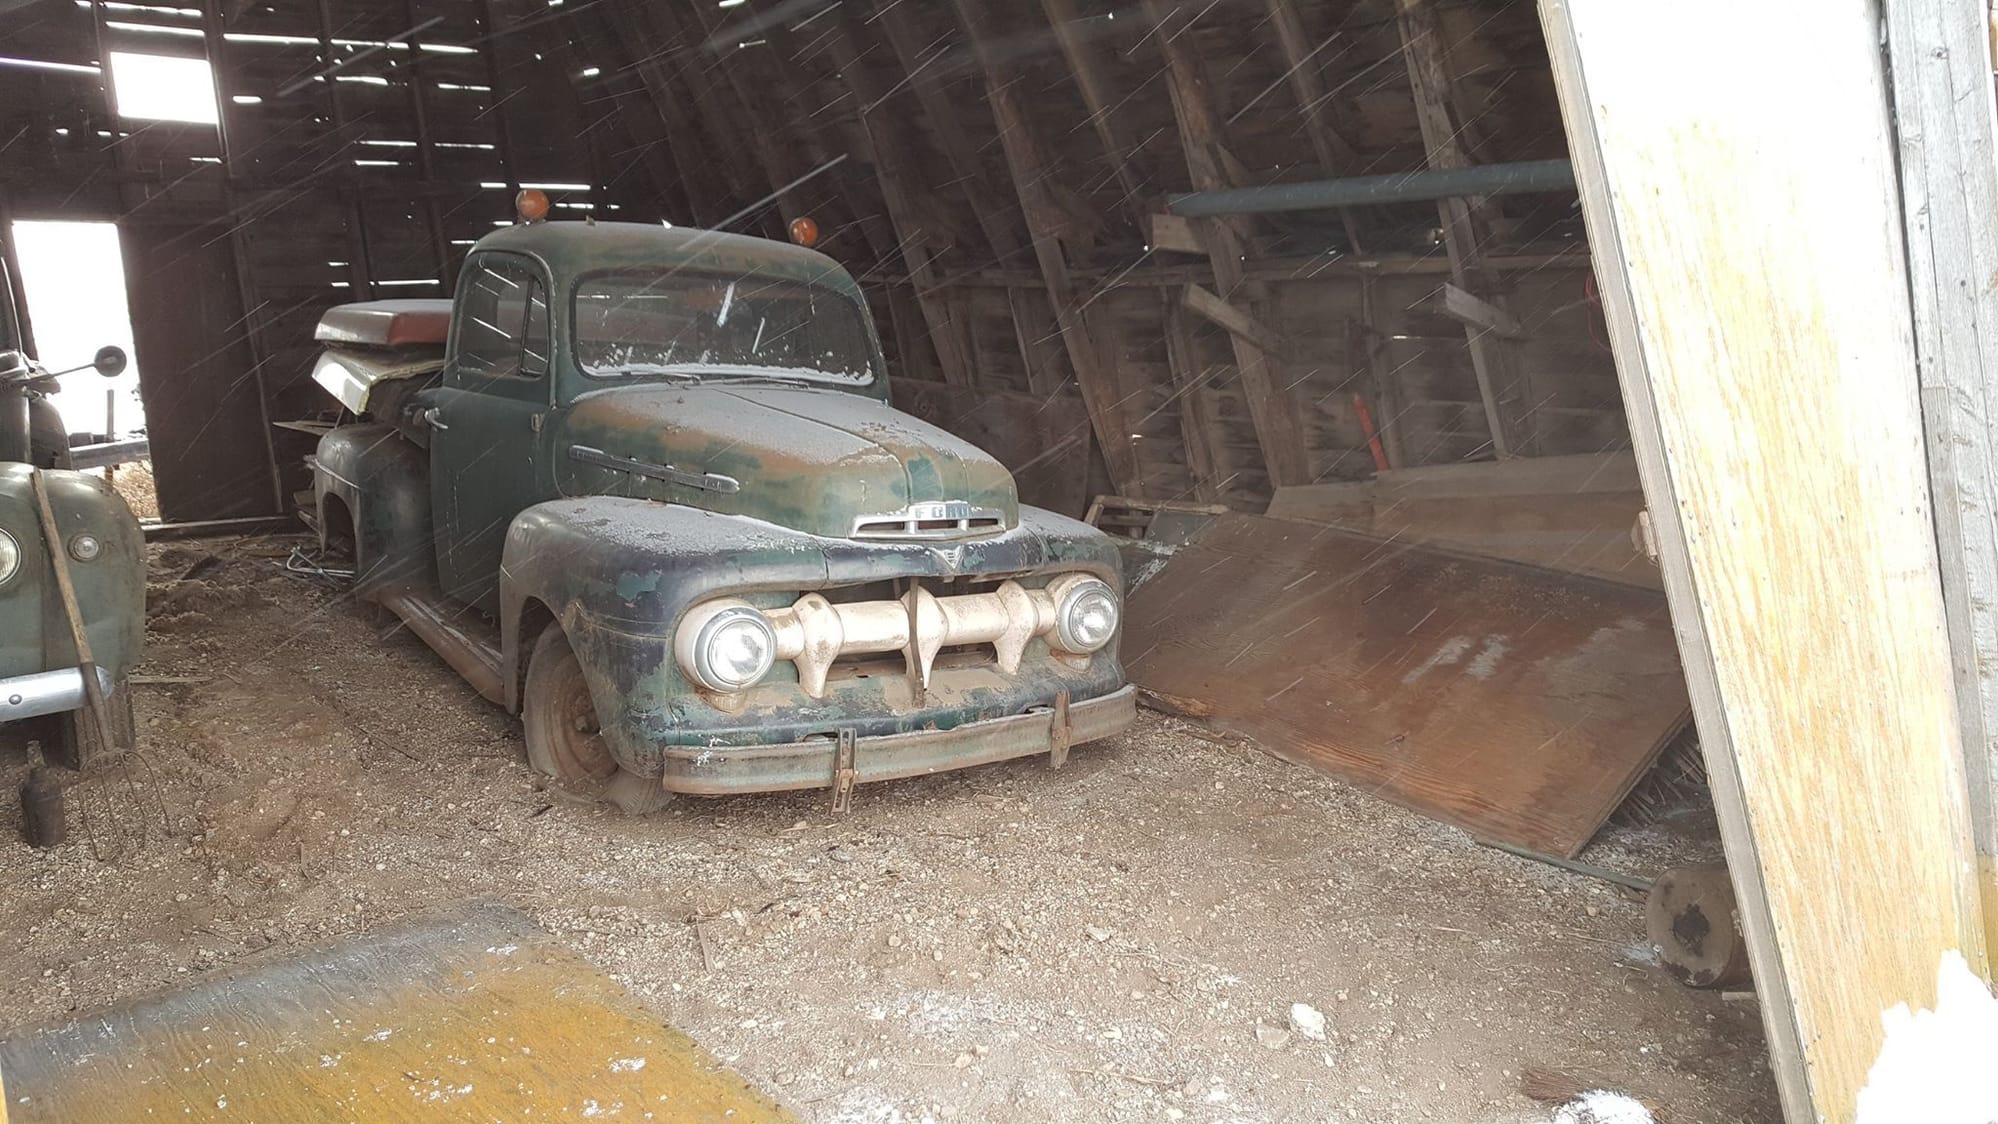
568,444 -> 741,494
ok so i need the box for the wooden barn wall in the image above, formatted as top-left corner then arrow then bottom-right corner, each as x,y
2,0 -> 1621,519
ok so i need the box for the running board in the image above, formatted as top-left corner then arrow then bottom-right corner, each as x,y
374,587 -> 505,706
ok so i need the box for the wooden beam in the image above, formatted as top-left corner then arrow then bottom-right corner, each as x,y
1437,281 -> 1524,339
1037,0 -> 1148,217
569,6 -> 709,224
1394,0 -> 1525,458
821,13 -> 977,389
868,0 -> 1067,396
1140,0 -> 1313,488
1161,292 -> 1226,501
1182,284 -> 1283,358
1259,0 -> 1366,251
948,0 -> 1142,495
1540,2 -> 1988,1120
1886,0 -> 1998,956
872,0 -> 1027,266
1149,213 -> 1206,256
592,5 -> 738,225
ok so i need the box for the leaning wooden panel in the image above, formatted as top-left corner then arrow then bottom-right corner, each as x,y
1538,1 -> 1988,1119
1123,513 -> 1688,856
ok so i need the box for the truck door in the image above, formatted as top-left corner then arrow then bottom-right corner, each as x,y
428,251 -> 553,611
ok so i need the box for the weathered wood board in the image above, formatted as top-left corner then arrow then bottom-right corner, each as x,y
1268,452 -> 1657,589
0,903 -> 793,1123
1123,513 -> 1689,855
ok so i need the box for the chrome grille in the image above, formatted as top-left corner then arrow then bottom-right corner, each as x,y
850,500 -> 1006,541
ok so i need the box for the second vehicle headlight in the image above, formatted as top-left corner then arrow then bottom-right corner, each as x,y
677,602 -> 777,693
1052,577 -> 1120,654
0,529 -> 17,586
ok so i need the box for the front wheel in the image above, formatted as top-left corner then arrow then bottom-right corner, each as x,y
521,622 -> 672,815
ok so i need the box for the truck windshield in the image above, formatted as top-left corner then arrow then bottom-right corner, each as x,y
574,269 -> 877,385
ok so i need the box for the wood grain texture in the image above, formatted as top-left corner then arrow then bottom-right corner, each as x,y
1538,1 -> 1988,1118
1887,0 -> 1998,919
1123,513 -> 1689,856
0,903 -> 792,1122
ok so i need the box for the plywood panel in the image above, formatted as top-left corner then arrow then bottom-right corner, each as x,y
1123,512 -> 1688,855
1539,1 -> 1988,1117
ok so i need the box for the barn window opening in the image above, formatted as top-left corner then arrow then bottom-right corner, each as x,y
10,220 -> 143,442
106,51 -> 218,124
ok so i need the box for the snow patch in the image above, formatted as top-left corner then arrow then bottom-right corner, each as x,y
1856,950 -> 1998,1124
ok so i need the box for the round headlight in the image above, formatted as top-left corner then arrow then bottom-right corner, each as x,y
0,530 -> 18,586
68,533 -> 102,563
1053,578 -> 1119,654
679,604 -> 777,693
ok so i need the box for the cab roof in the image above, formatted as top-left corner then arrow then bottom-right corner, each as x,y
470,221 -> 863,299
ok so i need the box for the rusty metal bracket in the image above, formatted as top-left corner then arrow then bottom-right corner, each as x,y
1049,689 -> 1073,770
831,728 -> 857,813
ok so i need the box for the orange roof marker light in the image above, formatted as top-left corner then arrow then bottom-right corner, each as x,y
788,216 -> 819,248
515,188 -> 551,224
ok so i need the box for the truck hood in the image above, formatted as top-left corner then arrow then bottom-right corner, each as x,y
558,383 -> 1019,540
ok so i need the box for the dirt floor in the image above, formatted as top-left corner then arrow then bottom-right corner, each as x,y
0,534 -> 1779,1123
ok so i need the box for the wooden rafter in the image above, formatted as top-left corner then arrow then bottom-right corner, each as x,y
868,1 -> 1073,397
821,11 -> 977,388
594,4 -> 748,226
755,18 -> 901,270
949,0 -> 1141,495
1036,0 -> 1147,219
1259,0 -> 1366,251
563,8 -> 701,225
1395,0 -> 1528,458
661,3 -> 809,229
1139,0 -> 1313,489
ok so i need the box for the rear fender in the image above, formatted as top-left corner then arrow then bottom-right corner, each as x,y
312,424 -> 434,594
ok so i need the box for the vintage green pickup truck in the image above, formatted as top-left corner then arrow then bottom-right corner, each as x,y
0,260 -> 144,765
307,219 -> 1135,812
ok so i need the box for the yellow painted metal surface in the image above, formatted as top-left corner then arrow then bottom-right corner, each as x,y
0,903 -> 793,1122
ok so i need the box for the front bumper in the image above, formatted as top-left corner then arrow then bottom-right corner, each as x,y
657,684 -> 1137,795
0,665 -> 112,724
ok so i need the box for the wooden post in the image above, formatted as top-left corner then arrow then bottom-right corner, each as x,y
1161,292 -> 1226,501
1886,0 -> 1998,956
1394,0 -> 1526,459
1140,0 -> 1314,489
1539,1 -> 1989,1120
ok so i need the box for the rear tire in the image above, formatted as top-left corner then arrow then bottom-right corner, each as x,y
521,623 -> 672,815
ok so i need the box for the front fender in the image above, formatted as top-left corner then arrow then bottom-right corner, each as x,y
495,497 -> 1124,730
0,463 -> 145,682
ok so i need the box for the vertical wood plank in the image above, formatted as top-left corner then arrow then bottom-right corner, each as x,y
1539,1 -> 1988,1119
1885,0 -> 1998,955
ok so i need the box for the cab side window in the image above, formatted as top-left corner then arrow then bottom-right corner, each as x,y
455,255 -> 549,378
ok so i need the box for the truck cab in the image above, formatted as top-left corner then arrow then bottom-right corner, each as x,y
310,220 -> 1135,812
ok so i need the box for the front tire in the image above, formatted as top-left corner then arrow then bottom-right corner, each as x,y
521,622 -> 671,815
